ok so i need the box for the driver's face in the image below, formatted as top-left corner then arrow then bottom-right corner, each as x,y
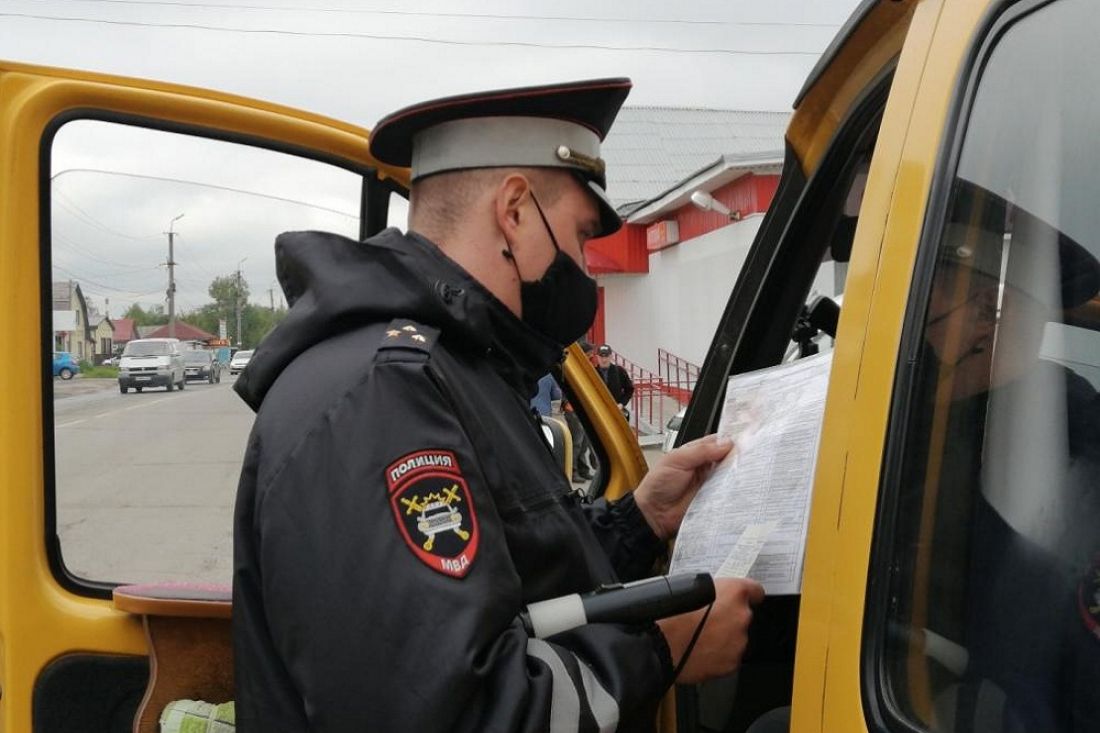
925,266 -> 999,367
922,265 -> 1004,401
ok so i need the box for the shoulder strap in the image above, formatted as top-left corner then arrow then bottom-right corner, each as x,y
376,319 -> 441,362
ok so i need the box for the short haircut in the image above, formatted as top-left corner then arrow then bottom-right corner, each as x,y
409,167 -> 571,236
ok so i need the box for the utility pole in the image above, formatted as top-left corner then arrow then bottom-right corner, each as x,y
268,287 -> 275,313
236,268 -> 243,348
165,213 -> 184,339
236,257 -> 247,348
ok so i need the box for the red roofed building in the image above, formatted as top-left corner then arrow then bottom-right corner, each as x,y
112,318 -> 138,348
145,321 -> 217,343
584,108 -> 799,372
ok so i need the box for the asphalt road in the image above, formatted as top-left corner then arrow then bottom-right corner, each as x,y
54,375 -> 254,586
51,376 -> 667,588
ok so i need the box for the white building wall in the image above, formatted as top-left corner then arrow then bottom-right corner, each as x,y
599,214 -> 765,373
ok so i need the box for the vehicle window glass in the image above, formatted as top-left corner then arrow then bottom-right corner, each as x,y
882,1 -> 1100,729
681,95 -> 886,733
387,190 -> 409,233
567,397 -> 603,497
49,119 -> 362,586
783,157 -> 862,364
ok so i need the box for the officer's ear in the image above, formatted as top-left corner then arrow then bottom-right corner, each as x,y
495,173 -> 533,241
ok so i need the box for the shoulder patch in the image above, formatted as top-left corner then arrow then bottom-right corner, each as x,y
378,319 -> 440,355
386,449 -> 479,578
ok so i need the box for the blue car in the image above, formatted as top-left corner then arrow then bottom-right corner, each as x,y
52,351 -> 80,380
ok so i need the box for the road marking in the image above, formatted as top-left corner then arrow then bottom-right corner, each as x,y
57,395 -> 182,428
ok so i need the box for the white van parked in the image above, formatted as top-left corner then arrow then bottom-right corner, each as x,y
117,338 -> 186,394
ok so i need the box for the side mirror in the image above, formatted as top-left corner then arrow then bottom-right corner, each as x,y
807,295 -> 841,339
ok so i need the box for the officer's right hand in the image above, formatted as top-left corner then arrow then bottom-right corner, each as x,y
656,577 -> 765,684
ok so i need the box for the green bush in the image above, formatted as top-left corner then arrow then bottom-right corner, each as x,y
81,365 -> 119,378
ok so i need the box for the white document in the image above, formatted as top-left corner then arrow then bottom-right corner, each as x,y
668,352 -> 832,595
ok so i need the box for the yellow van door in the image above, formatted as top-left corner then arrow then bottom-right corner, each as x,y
670,0 -> 1100,731
857,0 -> 1100,730
0,60 -> 401,732
666,0 -> 930,727
0,61 -> 641,732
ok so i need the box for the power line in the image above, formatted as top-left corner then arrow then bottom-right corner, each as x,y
78,288 -> 163,305
52,188 -> 162,241
175,275 -> 212,289
48,0 -> 845,28
52,230 -> 155,270
0,11 -> 828,55
53,188 -> 162,240
56,167 -> 360,219
53,256 -> 161,278
52,263 -> 164,295
184,253 -> 221,283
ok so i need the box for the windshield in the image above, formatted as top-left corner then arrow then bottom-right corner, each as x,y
123,341 -> 172,357
184,351 -> 211,364
233,351 -> 254,360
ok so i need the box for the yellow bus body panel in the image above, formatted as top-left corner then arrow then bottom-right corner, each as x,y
791,1 -> 996,730
0,61 -> 638,730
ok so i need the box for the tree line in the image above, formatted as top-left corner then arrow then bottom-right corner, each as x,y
123,274 -> 287,350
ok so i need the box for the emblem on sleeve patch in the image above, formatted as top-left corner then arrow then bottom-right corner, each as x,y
387,450 -> 479,578
1078,554 -> 1100,642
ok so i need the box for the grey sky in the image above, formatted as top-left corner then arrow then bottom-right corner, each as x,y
20,0 -> 862,316
52,121 -> 361,314
4,0 -> 860,121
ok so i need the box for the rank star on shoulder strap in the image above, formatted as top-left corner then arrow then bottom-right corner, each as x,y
378,318 -> 440,357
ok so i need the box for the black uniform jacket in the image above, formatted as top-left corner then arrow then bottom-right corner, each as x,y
599,364 -> 634,407
233,229 -> 673,732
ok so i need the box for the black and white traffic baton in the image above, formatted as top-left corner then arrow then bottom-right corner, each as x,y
520,573 -> 715,638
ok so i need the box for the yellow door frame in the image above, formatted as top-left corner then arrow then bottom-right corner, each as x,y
0,61 -> 640,730
790,0 -> 998,729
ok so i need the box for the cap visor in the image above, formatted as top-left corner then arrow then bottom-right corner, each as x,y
586,180 -> 622,237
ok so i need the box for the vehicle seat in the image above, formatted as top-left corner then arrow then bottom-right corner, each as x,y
113,583 -> 233,733
743,706 -> 791,733
539,415 -> 574,480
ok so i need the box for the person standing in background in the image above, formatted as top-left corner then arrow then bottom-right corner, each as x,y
596,344 -> 634,416
530,372 -> 561,417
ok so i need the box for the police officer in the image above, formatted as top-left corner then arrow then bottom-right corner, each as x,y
232,78 -> 764,732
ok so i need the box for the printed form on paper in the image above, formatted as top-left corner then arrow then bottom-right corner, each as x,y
669,352 -> 833,595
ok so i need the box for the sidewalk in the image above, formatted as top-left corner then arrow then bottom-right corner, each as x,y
642,444 -> 664,471
53,376 -> 118,399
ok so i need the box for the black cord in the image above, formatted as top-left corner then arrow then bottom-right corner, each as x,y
671,601 -> 714,681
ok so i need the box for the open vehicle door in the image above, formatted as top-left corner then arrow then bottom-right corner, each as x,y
0,61 -> 641,731
670,0 -> 1100,730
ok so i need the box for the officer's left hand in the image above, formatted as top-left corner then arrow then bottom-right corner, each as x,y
633,434 -> 733,541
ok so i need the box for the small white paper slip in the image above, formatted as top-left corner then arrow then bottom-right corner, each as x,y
716,521 -> 777,578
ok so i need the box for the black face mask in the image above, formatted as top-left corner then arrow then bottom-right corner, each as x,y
503,192 -> 598,347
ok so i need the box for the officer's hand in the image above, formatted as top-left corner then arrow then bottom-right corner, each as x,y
656,577 -> 765,684
633,434 -> 733,540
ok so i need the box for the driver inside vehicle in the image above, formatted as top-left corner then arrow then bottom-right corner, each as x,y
894,184 -> 1100,732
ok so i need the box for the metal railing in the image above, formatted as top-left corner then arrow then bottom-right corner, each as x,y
606,353 -> 663,442
599,349 -> 698,443
657,348 -> 700,405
